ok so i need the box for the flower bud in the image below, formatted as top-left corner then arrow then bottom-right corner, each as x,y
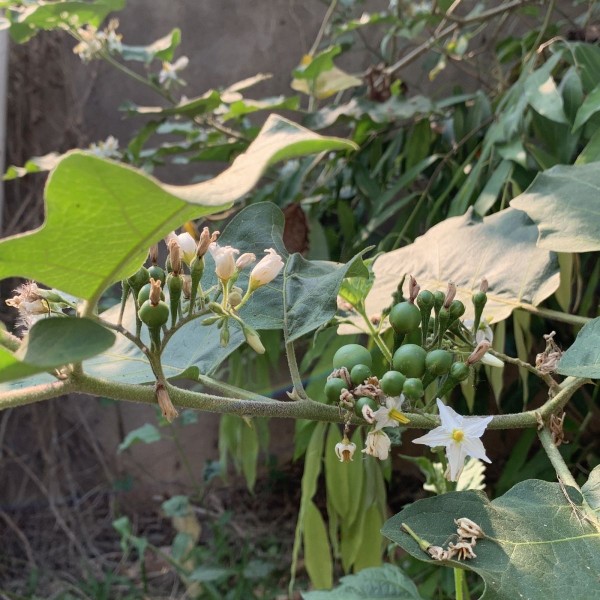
243,324 -> 265,354
236,253 -> 256,270
168,238 -> 182,275
196,227 -> 219,258
248,248 -> 284,289
209,243 -> 239,282
177,232 -> 196,266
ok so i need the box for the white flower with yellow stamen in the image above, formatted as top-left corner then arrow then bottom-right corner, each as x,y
412,399 -> 492,481
372,395 -> 410,430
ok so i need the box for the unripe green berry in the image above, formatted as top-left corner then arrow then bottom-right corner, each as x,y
138,299 -> 169,328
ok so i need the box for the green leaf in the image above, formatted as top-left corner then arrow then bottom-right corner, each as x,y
382,479 -> 600,600
524,55 -> 568,124
117,423 -> 161,453
572,84 -> 600,131
161,495 -> 191,518
510,163 -> 600,252
293,46 -> 341,81
221,96 -> 300,122
582,465 -> 600,514
302,563 -> 424,600
0,115 -> 356,305
3,152 -> 60,180
189,566 -> 231,582
557,317 -> 600,378
120,28 -> 181,63
121,89 -> 222,118
352,504 -> 384,571
0,317 -> 115,383
340,208 -> 559,333
303,501 -> 333,589
305,96 -> 433,129
575,127 -> 600,165
8,0 -> 125,43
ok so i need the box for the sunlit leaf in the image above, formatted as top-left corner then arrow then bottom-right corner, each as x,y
7,0 -> 125,43
510,163 -> 600,252
120,28 -> 181,63
0,116 -> 356,305
339,208 -> 559,334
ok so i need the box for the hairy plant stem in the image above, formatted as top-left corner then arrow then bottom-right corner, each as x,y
538,426 -> 579,490
284,340 -> 308,400
1,369 -> 588,433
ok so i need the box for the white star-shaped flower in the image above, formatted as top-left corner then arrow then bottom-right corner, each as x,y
412,399 -> 493,481
372,395 -> 410,430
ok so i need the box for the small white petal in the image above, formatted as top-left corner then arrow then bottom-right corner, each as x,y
412,427 -> 451,447
445,441 -> 468,481
481,352 -> 504,368
461,437 -> 491,463
436,398 -> 463,429
462,415 -> 493,437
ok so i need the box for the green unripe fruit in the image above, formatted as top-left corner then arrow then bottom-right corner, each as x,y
127,266 -> 149,290
472,291 -> 487,309
417,290 -> 434,311
380,370 -> 406,396
138,283 -> 165,305
138,299 -> 169,328
389,301 -> 421,334
450,361 -> 470,382
324,378 -> 347,403
351,363 -> 371,385
402,377 -> 424,401
354,396 -> 378,418
448,300 -> 466,321
148,265 -> 166,286
333,344 -> 372,371
425,349 -> 453,376
392,344 -> 427,378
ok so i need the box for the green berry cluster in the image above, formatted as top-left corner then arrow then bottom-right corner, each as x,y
325,285 -> 490,418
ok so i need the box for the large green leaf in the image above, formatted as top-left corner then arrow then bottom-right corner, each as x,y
0,317 -> 115,383
302,564 -> 424,600
0,116 -> 356,306
339,208 -> 559,333
510,163 -> 600,252
557,317 -> 600,378
382,479 -> 600,600
7,0 -> 125,43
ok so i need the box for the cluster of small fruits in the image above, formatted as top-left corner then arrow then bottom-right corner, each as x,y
325,281 -> 488,421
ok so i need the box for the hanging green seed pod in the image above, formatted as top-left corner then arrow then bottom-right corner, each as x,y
436,361 -> 470,397
417,290 -> 434,346
167,273 -> 183,327
472,291 -> 488,336
448,299 -> 466,324
188,255 -> 205,316
436,306 -> 451,347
